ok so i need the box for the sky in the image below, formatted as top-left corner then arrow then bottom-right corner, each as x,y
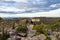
0,0 -> 60,17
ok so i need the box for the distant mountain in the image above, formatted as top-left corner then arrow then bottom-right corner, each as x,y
2,17 -> 19,20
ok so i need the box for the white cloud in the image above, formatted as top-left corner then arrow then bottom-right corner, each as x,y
5,0 -> 27,3
0,0 -> 60,18
0,8 -> 60,17
50,3 -> 60,8
0,6 -> 42,12
0,6 -> 26,12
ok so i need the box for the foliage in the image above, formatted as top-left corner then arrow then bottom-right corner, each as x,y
33,23 -> 47,30
0,33 -> 10,40
0,17 -> 2,22
33,23 -> 48,35
0,27 -> 10,40
50,22 -> 60,32
15,26 -> 28,33
0,17 -> 2,20
45,36 -> 51,40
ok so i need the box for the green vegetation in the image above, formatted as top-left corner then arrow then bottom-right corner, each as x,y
45,36 -> 51,40
15,25 -> 28,33
0,17 -> 2,22
0,17 -> 2,20
51,22 -> 60,32
0,17 -> 60,40
0,27 -> 10,40
33,23 -> 48,35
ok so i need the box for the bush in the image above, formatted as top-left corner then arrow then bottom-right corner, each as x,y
0,27 -> 10,40
15,26 -> 28,33
0,33 -> 10,40
45,36 -> 51,40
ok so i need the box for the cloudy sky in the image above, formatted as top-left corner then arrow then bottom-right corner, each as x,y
0,0 -> 60,17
